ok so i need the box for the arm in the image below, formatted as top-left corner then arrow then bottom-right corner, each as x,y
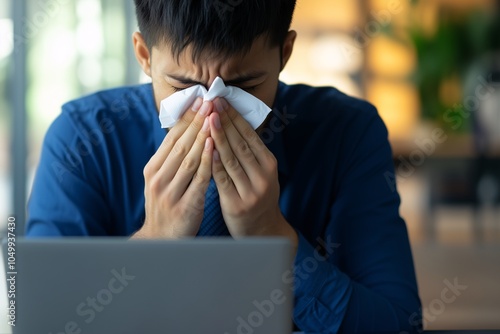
210,99 -> 421,333
27,113 -> 112,236
291,114 -> 421,333
28,97 -> 214,238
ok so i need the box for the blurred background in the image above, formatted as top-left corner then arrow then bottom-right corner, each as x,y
0,0 -> 499,330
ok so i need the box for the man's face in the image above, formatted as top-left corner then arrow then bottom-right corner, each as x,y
133,33 -> 296,113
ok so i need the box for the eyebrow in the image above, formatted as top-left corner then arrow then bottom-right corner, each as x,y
167,71 -> 267,86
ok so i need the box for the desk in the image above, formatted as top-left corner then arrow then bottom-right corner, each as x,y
391,134 -> 500,159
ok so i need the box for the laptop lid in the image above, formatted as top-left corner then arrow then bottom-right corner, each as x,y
2,238 -> 293,334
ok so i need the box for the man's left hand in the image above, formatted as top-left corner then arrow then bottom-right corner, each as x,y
208,97 -> 297,247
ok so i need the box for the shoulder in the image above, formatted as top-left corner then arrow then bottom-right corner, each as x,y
43,84 -> 157,154
276,82 -> 386,144
59,84 -> 155,127
45,84 -> 155,140
277,82 -> 378,119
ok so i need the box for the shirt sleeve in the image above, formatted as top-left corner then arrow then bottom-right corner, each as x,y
26,112 -> 112,236
291,113 -> 422,333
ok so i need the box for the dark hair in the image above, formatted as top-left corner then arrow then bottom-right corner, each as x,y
134,0 -> 296,61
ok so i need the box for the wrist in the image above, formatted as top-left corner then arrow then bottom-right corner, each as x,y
253,211 -> 298,251
276,218 -> 299,253
131,224 -> 149,239
130,220 -> 175,239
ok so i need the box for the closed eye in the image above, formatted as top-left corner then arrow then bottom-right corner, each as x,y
172,83 -> 259,92
171,86 -> 183,92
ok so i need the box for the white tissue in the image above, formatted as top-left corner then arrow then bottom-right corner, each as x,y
159,76 -> 272,129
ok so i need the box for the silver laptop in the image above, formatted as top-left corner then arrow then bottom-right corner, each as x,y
3,238 -> 293,334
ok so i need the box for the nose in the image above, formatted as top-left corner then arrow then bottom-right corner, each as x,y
206,76 -> 223,89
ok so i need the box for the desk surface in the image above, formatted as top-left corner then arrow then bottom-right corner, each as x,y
391,134 -> 500,158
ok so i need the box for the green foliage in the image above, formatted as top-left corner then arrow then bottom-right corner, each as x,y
390,2 -> 500,132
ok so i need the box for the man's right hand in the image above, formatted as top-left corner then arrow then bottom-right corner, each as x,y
133,98 -> 214,239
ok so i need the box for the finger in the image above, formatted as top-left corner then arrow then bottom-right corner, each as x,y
147,97 -> 203,173
182,137 -> 214,214
159,100 -> 213,182
212,148 -> 239,201
213,98 -> 260,179
168,118 -> 211,200
210,112 -> 251,197
222,99 -> 271,167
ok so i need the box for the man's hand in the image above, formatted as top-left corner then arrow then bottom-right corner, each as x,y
133,98 -> 215,239
208,98 -> 298,247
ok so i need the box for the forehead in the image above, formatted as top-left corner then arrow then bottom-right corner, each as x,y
152,36 -> 278,77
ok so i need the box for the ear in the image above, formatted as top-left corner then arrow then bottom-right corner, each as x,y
133,32 -> 152,77
280,30 -> 297,71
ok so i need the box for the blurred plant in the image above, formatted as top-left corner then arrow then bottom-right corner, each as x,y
387,1 -> 500,132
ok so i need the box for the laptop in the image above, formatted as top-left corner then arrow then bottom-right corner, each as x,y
2,238 -> 293,334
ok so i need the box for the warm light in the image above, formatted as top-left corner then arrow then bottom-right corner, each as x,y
367,36 -> 415,77
309,34 -> 363,73
439,75 -> 462,107
281,34 -> 363,98
366,79 -> 419,140
292,0 -> 361,30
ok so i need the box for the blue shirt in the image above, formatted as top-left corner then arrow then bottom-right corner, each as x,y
27,82 -> 422,333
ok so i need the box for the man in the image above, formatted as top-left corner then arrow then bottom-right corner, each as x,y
27,0 -> 422,332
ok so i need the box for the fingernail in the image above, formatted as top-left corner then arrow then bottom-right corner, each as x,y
199,101 -> 210,116
213,113 -> 221,129
192,98 -> 203,112
205,137 -> 210,150
213,149 -> 220,161
214,98 -> 228,113
202,117 -> 209,132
